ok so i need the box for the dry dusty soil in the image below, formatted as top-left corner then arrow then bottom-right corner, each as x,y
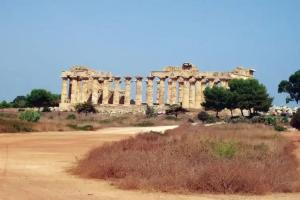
1,126 -> 300,200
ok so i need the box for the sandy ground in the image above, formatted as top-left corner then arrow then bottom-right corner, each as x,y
1,126 -> 300,200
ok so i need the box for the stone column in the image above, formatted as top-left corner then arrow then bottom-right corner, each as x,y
71,77 -> 78,104
113,77 -> 121,105
167,79 -> 172,104
81,78 -> 89,103
102,77 -> 109,105
158,77 -> 166,106
189,77 -> 196,109
124,77 -> 132,105
182,78 -> 190,109
61,77 -> 68,103
76,78 -> 81,103
135,76 -> 143,106
195,77 -> 202,109
146,77 -> 154,106
170,78 -> 177,105
92,77 -> 99,105
156,80 -> 160,104
178,77 -> 184,104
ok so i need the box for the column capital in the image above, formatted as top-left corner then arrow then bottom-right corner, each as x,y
135,76 -> 143,80
124,76 -> 132,80
147,76 -> 155,80
189,77 -> 196,83
114,76 -> 121,81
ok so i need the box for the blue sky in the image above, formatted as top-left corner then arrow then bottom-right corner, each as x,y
0,0 -> 299,105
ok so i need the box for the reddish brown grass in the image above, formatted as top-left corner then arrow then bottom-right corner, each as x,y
73,123 -> 299,194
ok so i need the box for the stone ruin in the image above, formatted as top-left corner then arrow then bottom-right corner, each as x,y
59,63 -> 254,114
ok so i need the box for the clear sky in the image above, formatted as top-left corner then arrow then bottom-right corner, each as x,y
0,0 -> 299,105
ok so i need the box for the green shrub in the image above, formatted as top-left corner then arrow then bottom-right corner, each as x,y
146,106 -> 157,118
274,125 -> 287,132
291,109 -> 300,130
19,110 -> 41,122
67,124 -> 94,131
42,107 -> 51,112
206,115 -> 218,123
197,111 -> 210,122
250,116 -> 266,124
12,123 -> 33,132
165,115 -> 179,121
66,114 -> 76,120
213,141 -> 237,159
0,101 -> 11,109
214,141 -> 237,159
264,116 -> 277,126
75,102 -> 96,114
165,104 -> 187,118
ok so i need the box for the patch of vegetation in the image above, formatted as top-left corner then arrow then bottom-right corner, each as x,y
19,110 -> 41,122
66,114 -> 76,120
197,111 -> 210,122
213,141 -> 237,159
67,124 -> 94,131
75,102 -> 96,114
145,106 -> 158,118
165,115 -> 179,121
73,124 -> 298,194
0,118 -> 33,133
274,124 -> 287,132
134,120 -> 155,127
165,104 -> 187,118
291,109 -> 300,130
0,101 -> 12,109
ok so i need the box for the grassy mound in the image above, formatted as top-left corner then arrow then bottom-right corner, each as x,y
74,123 -> 299,194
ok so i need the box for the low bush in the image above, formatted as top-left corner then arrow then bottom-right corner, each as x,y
291,109 -> 300,130
134,121 -> 155,127
197,111 -> 209,122
213,141 -> 237,159
42,107 -> 51,112
75,102 -> 96,114
274,125 -> 287,132
67,124 -> 94,131
145,106 -> 157,118
19,110 -> 41,122
0,118 -> 33,133
165,115 -> 179,121
73,124 -> 299,194
66,114 -> 76,120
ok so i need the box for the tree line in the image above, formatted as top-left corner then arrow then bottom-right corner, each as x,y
0,89 -> 60,109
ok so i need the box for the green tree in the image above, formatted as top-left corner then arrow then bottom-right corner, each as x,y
26,89 -> 59,108
202,86 -> 228,117
229,79 -> 273,116
12,96 -> 27,108
0,101 -> 11,109
278,70 -> 300,104
225,91 -> 238,117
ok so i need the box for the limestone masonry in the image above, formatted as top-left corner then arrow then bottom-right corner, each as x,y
59,63 -> 254,113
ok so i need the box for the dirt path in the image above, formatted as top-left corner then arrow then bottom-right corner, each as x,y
1,126 -> 300,200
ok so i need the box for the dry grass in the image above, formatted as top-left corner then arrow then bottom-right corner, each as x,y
0,109 -> 187,133
73,123 -> 299,194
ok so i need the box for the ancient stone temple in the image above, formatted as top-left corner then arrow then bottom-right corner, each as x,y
59,63 -> 254,113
